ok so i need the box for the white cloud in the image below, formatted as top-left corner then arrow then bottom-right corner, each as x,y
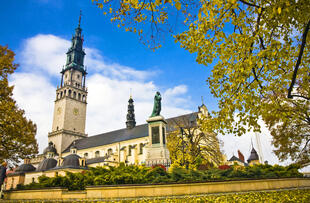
10,73 -> 55,152
20,34 -> 70,76
11,34 -> 191,152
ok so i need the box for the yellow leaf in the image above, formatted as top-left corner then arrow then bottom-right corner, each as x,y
175,1 -> 181,10
278,7 -> 281,14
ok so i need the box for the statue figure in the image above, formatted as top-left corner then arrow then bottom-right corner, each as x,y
150,91 -> 161,117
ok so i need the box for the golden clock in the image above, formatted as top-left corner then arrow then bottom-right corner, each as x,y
73,108 -> 79,116
57,107 -> 62,115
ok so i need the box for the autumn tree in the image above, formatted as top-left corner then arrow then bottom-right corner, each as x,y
0,45 -> 38,165
92,0 -> 310,166
167,109 -> 224,169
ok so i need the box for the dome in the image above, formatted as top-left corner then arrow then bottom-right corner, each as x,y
15,164 -> 36,173
247,148 -> 259,163
43,142 -> 57,155
62,154 -> 81,168
37,158 -> 57,171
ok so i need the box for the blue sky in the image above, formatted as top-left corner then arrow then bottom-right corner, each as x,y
1,0 -> 299,169
1,0 -> 215,111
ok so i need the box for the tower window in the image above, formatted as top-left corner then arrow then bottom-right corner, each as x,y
77,74 -> 80,79
68,90 -> 72,97
73,91 -> 76,99
78,93 -> 81,100
60,92 -> 63,98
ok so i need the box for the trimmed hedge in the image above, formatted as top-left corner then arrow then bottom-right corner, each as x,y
17,163 -> 303,190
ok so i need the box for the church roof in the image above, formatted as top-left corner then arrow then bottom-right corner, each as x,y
228,155 -> 243,162
86,156 -> 107,165
63,123 -> 149,153
63,112 -> 198,153
36,158 -> 57,171
247,147 -> 259,163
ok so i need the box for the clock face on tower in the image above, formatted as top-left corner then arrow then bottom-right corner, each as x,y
73,108 -> 79,116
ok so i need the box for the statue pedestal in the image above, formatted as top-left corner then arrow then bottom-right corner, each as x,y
145,115 -> 170,167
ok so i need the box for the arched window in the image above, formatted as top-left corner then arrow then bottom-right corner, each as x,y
95,151 -> 100,158
78,93 -> 81,100
107,148 -> 113,156
60,92 -> 63,98
84,153 -> 88,158
64,90 -> 66,96
68,89 -> 72,97
82,95 -> 86,102
73,91 -> 76,99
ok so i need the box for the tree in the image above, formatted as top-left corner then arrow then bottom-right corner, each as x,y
92,0 -> 310,166
167,109 -> 224,169
0,45 -> 38,165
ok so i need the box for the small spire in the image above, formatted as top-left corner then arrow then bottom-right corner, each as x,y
130,88 -> 132,99
78,10 -> 82,28
126,95 -> 136,129
201,96 -> 204,105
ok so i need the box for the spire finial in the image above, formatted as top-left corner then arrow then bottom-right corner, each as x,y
201,96 -> 204,105
78,10 -> 82,28
130,88 -> 132,99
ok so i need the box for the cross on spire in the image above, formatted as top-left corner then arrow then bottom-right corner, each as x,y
78,10 -> 82,28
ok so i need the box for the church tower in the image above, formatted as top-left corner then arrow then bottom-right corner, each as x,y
48,13 -> 88,155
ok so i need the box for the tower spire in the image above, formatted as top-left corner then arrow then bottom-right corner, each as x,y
126,95 -> 136,129
62,11 -> 86,76
78,10 -> 82,28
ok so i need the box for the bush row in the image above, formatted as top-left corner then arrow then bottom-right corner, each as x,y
17,163 -> 303,190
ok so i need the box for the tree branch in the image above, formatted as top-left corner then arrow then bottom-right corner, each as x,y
288,20 -> 310,99
238,0 -> 262,9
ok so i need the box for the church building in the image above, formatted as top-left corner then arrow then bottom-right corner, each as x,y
5,15 -> 211,190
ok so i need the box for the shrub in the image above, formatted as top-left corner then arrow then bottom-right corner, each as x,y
18,163 -> 304,190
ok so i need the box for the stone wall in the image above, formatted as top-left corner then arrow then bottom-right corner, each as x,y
4,178 -> 310,200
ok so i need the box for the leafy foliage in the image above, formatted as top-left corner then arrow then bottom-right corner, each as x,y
92,0 -> 310,166
0,45 -> 38,165
167,109 -> 224,169
18,163 -> 303,190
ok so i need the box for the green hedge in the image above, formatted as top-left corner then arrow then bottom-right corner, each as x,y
17,163 -> 303,190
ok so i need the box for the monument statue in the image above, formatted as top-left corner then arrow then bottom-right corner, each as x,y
150,91 -> 161,117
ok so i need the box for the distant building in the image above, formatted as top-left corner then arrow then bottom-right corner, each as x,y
247,147 -> 260,166
226,147 -> 260,167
